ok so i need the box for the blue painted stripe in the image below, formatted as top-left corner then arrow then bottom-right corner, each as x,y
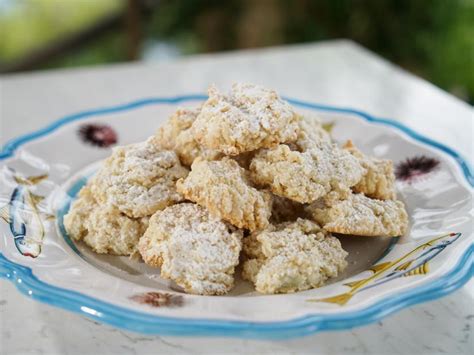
0,95 -> 473,338
286,98 -> 473,187
1,95 -> 472,187
0,95 -> 207,159
0,245 -> 472,338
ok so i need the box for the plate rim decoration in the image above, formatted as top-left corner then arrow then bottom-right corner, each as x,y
1,95 -> 473,339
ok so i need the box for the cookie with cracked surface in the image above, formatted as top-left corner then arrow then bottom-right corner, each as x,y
242,218 -> 348,294
176,157 -> 272,231
64,186 -> 147,255
307,193 -> 408,237
249,142 -> 365,204
151,107 -> 221,166
138,203 -> 243,295
192,83 -> 300,155
294,115 -> 332,151
90,138 -> 189,218
343,140 -> 396,200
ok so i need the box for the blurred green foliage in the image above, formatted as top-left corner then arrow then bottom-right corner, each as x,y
147,0 -> 474,102
0,0 -> 123,61
0,0 -> 472,102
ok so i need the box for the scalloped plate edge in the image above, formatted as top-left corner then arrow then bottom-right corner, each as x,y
0,95 -> 473,339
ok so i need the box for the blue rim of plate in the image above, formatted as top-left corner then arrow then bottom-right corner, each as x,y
0,95 -> 473,339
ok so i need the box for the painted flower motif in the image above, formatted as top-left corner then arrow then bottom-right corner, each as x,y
78,124 -> 117,148
395,155 -> 440,183
129,292 -> 184,308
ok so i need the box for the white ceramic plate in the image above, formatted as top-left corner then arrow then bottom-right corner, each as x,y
1,95 -> 472,339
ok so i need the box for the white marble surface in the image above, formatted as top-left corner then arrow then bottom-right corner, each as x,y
1,40 -> 473,354
1,279 -> 473,355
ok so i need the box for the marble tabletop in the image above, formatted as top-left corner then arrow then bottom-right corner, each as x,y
1,40 -> 473,354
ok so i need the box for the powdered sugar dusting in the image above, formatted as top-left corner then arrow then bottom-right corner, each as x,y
192,83 -> 300,155
177,157 -> 272,231
343,140 -> 396,200
307,193 -> 408,237
250,140 -> 366,204
64,185 -> 147,256
90,138 -> 189,218
152,107 -> 221,166
242,218 -> 348,294
138,203 -> 243,295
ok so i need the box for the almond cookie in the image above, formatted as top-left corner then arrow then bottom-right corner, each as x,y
151,107 -> 221,166
90,138 -> 189,218
192,83 -> 300,155
64,186 -> 147,255
176,157 -> 272,231
343,140 -> 396,200
294,115 -> 332,151
138,203 -> 243,295
250,142 -> 365,204
242,218 -> 348,294
307,193 -> 408,237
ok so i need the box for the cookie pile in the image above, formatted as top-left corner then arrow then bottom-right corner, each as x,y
64,83 -> 408,295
